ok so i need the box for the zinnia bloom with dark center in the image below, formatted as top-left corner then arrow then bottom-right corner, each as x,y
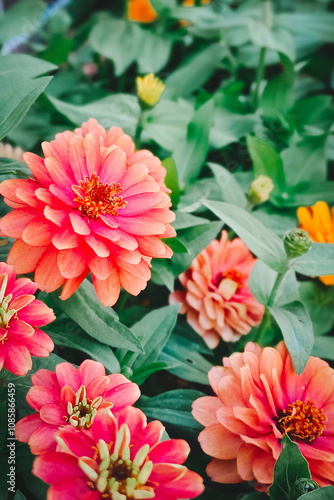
169,230 -> 264,347
15,359 -> 141,455
297,201 -> 334,285
0,119 -> 175,306
0,262 -> 54,376
33,407 -> 205,499
192,342 -> 334,491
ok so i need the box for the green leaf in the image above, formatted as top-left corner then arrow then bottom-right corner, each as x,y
250,261 -> 299,307
208,162 -> 247,209
117,305 -> 180,375
14,492 -> 27,500
46,318 -> 120,373
299,486 -> 334,499
289,95 -> 333,134
269,435 -> 311,500
0,76 -> 52,141
300,282 -> 334,336
247,135 -> 286,198
277,13 -> 334,43
162,237 -> 188,253
162,157 -> 180,207
165,43 -> 225,99
160,334 -> 213,385
281,136 -> 327,186
204,201 -> 287,272
50,280 -> 144,353
312,337 -> 334,361
137,389 -> 205,429
142,99 -> 193,152
0,54 -> 56,85
131,361 -> 179,386
47,94 -> 140,136
172,212 -> 209,231
268,301 -> 314,375
247,20 -> 295,61
292,243 -> 334,277
0,158 -> 30,177
174,99 -> 214,186
261,54 -> 296,120
89,18 -> 173,75
210,108 -> 261,149
150,260 -> 175,292
0,0 -> 46,43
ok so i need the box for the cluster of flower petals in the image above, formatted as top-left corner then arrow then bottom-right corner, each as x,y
0,262 -> 54,376
33,406 -> 205,499
170,231 -> 264,348
0,119 -> 175,307
15,359 -> 141,455
192,341 -> 334,491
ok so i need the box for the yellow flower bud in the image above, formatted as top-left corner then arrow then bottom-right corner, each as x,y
136,73 -> 165,108
248,175 -> 274,205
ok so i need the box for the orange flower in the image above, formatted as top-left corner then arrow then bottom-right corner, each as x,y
127,0 -> 211,24
128,0 -> 157,23
297,201 -> 334,285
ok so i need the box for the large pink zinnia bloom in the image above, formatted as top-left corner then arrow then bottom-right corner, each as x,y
15,359 -> 141,455
0,262 -> 54,376
192,341 -> 334,491
33,406 -> 205,499
170,230 -> 264,347
0,119 -> 175,306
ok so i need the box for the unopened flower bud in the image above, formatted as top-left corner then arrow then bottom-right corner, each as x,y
291,478 -> 319,499
284,229 -> 312,259
248,175 -> 274,205
136,73 -> 165,108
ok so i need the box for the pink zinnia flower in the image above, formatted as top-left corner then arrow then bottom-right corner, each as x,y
192,341 -> 334,491
33,406 -> 205,499
15,359 -> 141,455
0,262 -> 54,376
170,230 -> 264,347
0,119 -> 175,307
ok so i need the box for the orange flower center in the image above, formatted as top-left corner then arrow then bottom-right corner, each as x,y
72,173 -> 127,220
277,398 -> 327,443
212,269 -> 244,289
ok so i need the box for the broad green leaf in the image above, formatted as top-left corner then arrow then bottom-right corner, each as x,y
46,317 -> 120,373
312,337 -> 334,362
174,99 -> 214,186
281,136 -> 327,186
210,108 -> 261,149
299,486 -> 334,499
253,207 -> 297,239
150,0 -> 177,15
47,94 -> 140,136
268,301 -> 314,375
162,237 -> 188,253
160,334 -> 213,385
90,18 -> 172,74
14,492 -> 27,500
289,95 -> 333,134
137,389 -> 205,429
247,20 -> 295,61
0,0 -> 46,43
0,77 -> 52,141
204,201 -> 287,272
150,260 -> 175,292
300,282 -> 334,336
142,99 -> 193,152
250,261 -> 299,307
269,435 -> 310,500
261,54 -> 296,120
162,157 -> 180,207
165,43 -> 225,98
277,13 -> 334,43
50,280 -> 144,353
172,212 -> 209,231
117,305 -> 180,373
0,158 -> 30,177
131,361 -> 179,386
0,54 -> 56,85
247,135 -> 286,197
292,243 -> 334,277
208,162 -> 247,209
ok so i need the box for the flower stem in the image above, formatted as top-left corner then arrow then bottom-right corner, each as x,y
252,0 -> 271,110
134,113 -> 143,150
255,269 -> 287,345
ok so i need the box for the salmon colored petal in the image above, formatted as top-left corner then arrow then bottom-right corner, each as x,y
78,359 -> 106,386
3,341 -> 32,376
23,152 -> 52,186
86,376 -> 111,400
0,208 -> 40,238
35,246 -> 65,292
149,439 -> 190,465
57,247 -> 88,279
23,328 -> 54,357
192,396 -> 222,426
60,271 -> 87,300
29,424 -> 59,454
40,404 -> 66,426
92,270 -> 120,307
15,413 -> 43,443
206,458 -> 242,483
199,424 -> 242,460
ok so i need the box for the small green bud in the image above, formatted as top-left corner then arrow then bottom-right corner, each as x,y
284,229 -> 312,259
248,175 -> 274,206
291,478 -> 319,499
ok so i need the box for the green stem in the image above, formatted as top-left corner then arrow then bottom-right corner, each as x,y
253,46 -> 266,110
134,112 -> 143,150
255,269 -> 287,344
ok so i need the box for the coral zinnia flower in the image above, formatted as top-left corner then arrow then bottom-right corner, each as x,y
33,406 -> 205,499
297,201 -> 334,285
0,262 -> 54,376
15,359 -> 141,455
169,231 -> 264,348
192,341 -> 334,491
0,119 -> 175,307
